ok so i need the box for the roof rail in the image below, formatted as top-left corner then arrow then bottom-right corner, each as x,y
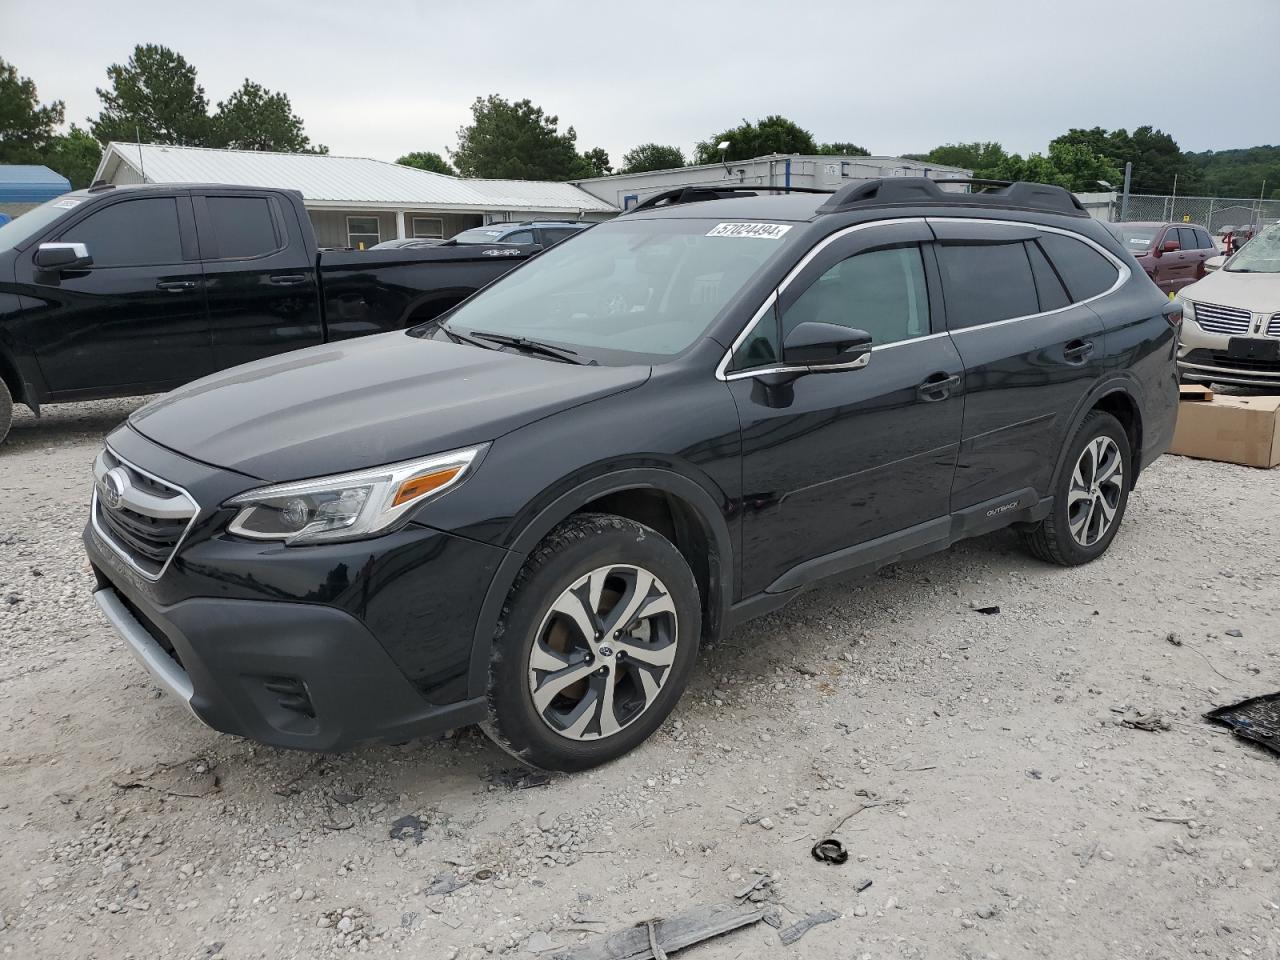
816,177 -> 1087,217
626,184 -> 834,214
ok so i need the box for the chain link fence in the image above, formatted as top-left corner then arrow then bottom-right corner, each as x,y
1113,193 -> 1280,234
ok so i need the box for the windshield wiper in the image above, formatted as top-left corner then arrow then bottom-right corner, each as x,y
469,331 -> 592,365
436,323 -> 498,350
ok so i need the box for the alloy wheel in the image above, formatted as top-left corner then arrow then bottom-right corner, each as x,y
1067,436 -> 1124,548
527,564 -> 678,741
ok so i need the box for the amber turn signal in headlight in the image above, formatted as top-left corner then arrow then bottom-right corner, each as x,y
225,445 -> 486,545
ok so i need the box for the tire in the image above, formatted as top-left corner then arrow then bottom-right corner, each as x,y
481,513 -> 700,772
1020,410 -> 1131,566
0,378 -> 12,447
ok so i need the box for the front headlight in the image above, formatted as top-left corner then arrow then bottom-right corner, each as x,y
225,445 -> 485,545
1174,294 -> 1196,326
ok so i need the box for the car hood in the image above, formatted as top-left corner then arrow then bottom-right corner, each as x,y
1182,269 -> 1280,314
129,332 -> 650,481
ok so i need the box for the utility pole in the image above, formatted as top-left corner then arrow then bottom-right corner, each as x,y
1120,161 -> 1132,221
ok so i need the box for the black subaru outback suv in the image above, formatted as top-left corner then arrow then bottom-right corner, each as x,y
84,178 -> 1180,771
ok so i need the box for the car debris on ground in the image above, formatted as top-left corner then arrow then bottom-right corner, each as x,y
1206,692 -> 1280,757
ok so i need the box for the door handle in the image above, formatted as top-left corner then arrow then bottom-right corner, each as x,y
156,280 -> 197,292
269,274 -> 307,285
917,372 -> 961,401
1063,339 -> 1095,362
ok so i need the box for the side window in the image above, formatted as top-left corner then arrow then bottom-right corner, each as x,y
1036,232 -> 1119,301
1177,227 -> 1198,250
411,217 -> 444,239
207,196 -> 280,259
1195,229 -> 1215,250
731,303 -> 780,369
540,227 -> 579,246
505,230 -> 535,245
779,245 -> 929,349
346,216 -> 380,250
1025,241 -> 1069,312
59,198 -> 183,268
936,242 -> 1038,329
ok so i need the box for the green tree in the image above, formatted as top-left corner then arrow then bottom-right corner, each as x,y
1186,145 -> 1280,198
917,141 -> 1008,174
0,57 -> 64,163
988,141 -> 1120,192
90,44 -> 211,145
397,150 -> 455,175
817,142 -> 870,156
1051,126 -> 1197,194
46,126 -> 103,188
212,80 -> 323,152
694,115 -> 818,164
451,95 -> 593,180
619,143 -> 685,174
580,146 -> 612,177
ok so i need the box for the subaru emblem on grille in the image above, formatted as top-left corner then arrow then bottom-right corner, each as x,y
99,467 -> 127,510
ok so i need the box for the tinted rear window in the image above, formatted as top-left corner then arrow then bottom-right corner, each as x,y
59,197 -> 183,267
937,242 -> 1039,330
1025,240 -> 1069,312
207,196 -> 280,259
1036,232 -> 1118,301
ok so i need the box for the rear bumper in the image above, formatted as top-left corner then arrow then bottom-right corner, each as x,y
87,550 -> 488,753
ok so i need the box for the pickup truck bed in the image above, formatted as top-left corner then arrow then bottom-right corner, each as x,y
0,183 -> 540,441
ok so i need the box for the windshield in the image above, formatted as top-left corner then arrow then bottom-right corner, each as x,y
1108,224 -> 1159,253
0,195 -> 84,253
452,227 -> 510,244
1226,222 -> 1280,273
437,217 -> 797,361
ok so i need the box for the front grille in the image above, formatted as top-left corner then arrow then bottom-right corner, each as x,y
1268,313 -> 1280,337
93,448 -> 198,580
1192,301 -> 1253,336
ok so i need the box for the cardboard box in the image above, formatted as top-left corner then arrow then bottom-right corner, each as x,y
1170,391 -> 1280,468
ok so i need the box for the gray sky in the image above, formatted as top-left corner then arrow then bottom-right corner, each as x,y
4,0 -> 1278,164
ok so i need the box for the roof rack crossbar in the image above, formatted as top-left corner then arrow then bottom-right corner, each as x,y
816,177 -> 1086,217
626,184 -> 834,214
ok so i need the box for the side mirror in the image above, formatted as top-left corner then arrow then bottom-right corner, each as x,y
1161,240 -> 1180,253
783,321 -> 873,371
34,242 -> 92,272
1204,254 -> 1226,272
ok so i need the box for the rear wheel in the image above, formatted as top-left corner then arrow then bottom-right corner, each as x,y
482,514 -> 700,771
1021,411 -> 1130,566
0,378 -> 12,447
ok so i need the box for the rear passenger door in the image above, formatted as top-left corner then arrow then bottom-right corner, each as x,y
194,191 -> 322,369
932,220 -> 1110,510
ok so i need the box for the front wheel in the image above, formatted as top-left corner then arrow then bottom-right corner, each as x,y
1021,411 -> 1131,566
481,514 -> 700,771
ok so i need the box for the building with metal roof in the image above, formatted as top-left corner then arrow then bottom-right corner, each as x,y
0,165 -> 73,217
94,143 -> 616,248
571,154 -> 972,211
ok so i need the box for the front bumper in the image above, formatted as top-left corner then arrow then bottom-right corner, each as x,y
88,561 -> 489,751
1178,316 -> 1280,388
82,426 -> 506,751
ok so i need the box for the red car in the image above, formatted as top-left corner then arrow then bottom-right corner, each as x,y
1106,221 -> 1218,294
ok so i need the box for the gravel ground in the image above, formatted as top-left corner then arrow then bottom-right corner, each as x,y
1,397 -> 1278,960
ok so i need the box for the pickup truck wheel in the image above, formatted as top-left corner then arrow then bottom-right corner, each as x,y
0,378 -> 12,447
481,514 -> 700,772
1021,411 -> 1131,566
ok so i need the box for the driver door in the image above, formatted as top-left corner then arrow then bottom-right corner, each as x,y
727,221 -> 965,597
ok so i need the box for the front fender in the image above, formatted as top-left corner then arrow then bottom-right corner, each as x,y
459,464 -> 735,701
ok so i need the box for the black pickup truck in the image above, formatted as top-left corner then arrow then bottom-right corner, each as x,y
0,183 -> 539,444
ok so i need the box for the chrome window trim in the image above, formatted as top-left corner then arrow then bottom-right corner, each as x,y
716,216 -> 1131,381
90,445 -> 201,582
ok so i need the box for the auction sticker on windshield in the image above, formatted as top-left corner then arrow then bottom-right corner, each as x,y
706,222 -> 793,240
